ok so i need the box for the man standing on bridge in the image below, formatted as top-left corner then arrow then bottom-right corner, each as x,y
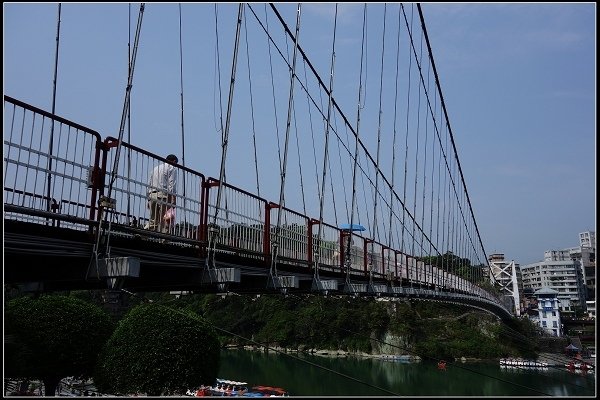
146,154 -> 178,234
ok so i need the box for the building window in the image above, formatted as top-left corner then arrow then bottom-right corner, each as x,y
552,311 -> 556,316
542,321 -> 547,327
553,321 -> 558,328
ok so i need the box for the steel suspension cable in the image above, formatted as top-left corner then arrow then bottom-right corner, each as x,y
178,4 -> 188,227
327,112 -> 344,226
334,114 -> 350,223
329,114 -> 349,226
285,34 -> 307,215
264,4 -> 283,175
46,3 -> 61,217
428,75 -> 438,259
213,5 -> 225,140
371,4 -> 387,245
440,131 -> 449,286
315,4 -> 338,281
292,97 -> 307,215
270,3 -> 302,283
209,4 -> 244,266
242,5 -> 261,198
207,4 -> 226,264
126,4 -> 132,225
345,3 -> 368,279
302,58 -> 322,202
400,4 -> 414,271
212,3 -> 232,223
178,4 -> 186,171
411,25 -> 423,269
360,146 -> 373,236
93,3 -> 144,257
327,133 -> 338,225
419,42 -> 431,263
387,5 -> 401,253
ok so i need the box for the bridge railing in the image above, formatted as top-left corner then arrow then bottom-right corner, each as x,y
204,178 -> 268,261
316,220 -> 346,272
269,206 -> 310,267
3,95 -> 103,231
340,231 -> 367,273
99,137 -> 206,243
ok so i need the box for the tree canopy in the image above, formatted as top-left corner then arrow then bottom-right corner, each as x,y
4,294 -> 114,396
93,302 -> 220,396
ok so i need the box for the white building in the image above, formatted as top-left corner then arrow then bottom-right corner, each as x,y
586,300 -> 596,319
533,287 -> 562,337
578,231 -> 596,302
488,253 -> 521,316
543,231 -> 596,302
579,231 -> 596,249
520,255 -> 586,314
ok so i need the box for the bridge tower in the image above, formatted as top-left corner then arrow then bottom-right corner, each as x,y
488,253 -> 521,316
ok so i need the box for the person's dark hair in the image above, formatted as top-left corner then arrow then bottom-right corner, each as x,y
166,154 -> 178,164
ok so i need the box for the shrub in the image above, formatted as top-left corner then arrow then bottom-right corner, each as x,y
4,294 -> 114,396
94,303 -> 220,396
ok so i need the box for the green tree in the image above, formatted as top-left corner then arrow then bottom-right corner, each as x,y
4,294 -> 114,396
94,303 -> 220,396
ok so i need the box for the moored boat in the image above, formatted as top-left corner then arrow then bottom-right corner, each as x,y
566,361 -> 595,371
249,385 -> 289,397
499,358 -> 548,368
187,379 -> 289,397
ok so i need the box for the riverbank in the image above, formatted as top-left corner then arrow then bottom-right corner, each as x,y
231,344 -> 422,361
228,344 -> 595,369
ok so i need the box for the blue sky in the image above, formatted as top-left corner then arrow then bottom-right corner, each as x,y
4,3 -> 596,265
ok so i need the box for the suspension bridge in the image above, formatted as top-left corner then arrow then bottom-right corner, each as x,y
4,3 -> 511,319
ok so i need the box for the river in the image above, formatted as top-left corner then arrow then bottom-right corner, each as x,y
217,349 -> 596,397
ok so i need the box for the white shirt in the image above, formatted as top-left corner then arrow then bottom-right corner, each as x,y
148,162 -> 177,195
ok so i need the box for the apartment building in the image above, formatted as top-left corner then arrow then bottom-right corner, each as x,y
520,255 -> 586,314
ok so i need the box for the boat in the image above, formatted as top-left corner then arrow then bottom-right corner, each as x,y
187,379 -> 289,397
499,358 -> 548,368
380,354 -> 413,362
565,361 -> 595,371
249,386 -> 289,397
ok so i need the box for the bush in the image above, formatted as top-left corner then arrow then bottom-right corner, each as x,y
94,303 -> 220,396
4,294 -> 114,396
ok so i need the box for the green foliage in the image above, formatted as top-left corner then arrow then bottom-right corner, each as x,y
94,303 -> 220,396
418,252 -> 485,282
154,293 -> 543,362
4,294 -> 114,395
